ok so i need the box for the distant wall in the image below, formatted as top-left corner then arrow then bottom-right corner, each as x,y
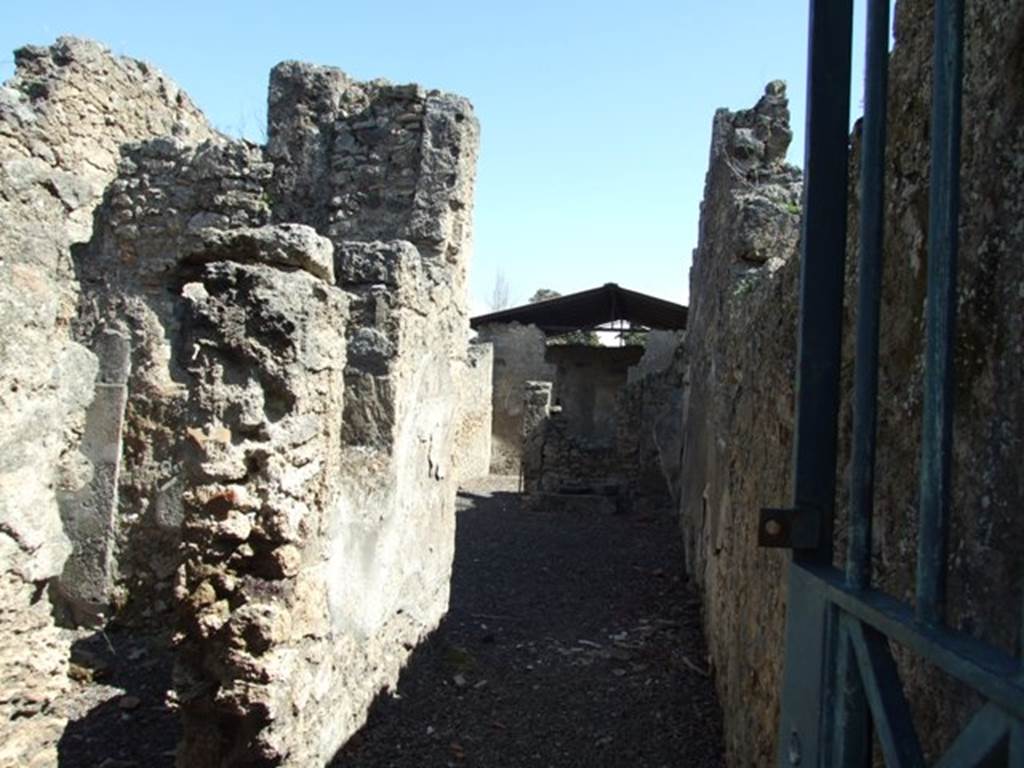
618,335 -> 686,513
545,345 -> 644,443
452,341 -> 493,482
627,330 -> 685,384
476,322 -> 553,474
520,341 -> 681,508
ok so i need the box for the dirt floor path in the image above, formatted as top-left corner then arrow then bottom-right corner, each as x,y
333,476 -> 725,768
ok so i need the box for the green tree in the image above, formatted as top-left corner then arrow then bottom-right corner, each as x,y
618,325 -> 648,347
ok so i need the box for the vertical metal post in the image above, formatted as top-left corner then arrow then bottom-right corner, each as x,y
847,0 -> 890,593
835,6 -> 892,761
916,0 -> 964,628
790,0 -> 854,567
776,1 -> 853,764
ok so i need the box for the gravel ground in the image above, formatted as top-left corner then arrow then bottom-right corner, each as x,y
55,624 -> 178,768
332,476 -> 725,768
53,476 -> 724,768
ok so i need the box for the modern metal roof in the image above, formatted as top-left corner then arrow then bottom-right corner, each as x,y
470,283 -> 687,334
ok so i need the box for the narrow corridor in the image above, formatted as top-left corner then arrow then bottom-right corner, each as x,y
333,477 -> 724,767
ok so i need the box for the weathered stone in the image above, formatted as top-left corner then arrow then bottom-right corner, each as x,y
675,81 -> 801,765
56,326 -> 130,626
169,62 -> 478,767
73,137 -> 273,622
183,223 -> 335,282
2,32 -> 480,766
0,36 -> 213,764
520,380 -> 553,494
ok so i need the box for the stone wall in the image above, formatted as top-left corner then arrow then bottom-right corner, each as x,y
677,0 -> 1024,762
522,341 -> 681,509
627,330 -> 684,384
520,380 -> 553,494
169,63 -> 479,766
545,344 -> 644,442
452,341 -> 493,482
618,334 -> 686,514
677,80 -> 800,766
1,38 -> 479,767
0,38 -> 213,766
476,321 -> 554,474
523,412 -> 620,496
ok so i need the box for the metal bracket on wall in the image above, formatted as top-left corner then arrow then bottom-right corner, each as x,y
757,507 -> 820,549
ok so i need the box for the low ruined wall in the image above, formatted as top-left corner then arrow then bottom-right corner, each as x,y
476,321 -> 553,474
0,38 -> 213,765
530,413 -> 622,495
679,1 -> 1024,762
453,341 -> 493,482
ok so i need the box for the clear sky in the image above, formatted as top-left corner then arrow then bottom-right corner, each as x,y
1,2 -> 878,312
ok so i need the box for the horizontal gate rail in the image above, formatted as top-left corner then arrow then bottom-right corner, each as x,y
796,563 -> 1024,722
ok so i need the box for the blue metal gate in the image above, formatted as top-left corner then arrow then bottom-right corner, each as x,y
760,0 -> 1024,764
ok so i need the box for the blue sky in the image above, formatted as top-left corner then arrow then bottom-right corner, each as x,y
1,2 -> 878,311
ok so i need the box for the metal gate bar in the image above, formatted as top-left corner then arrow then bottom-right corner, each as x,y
837,2 -> 892,759
764,0 -> 1024,764
916,0 -> 965,629
847,0 -> 890,594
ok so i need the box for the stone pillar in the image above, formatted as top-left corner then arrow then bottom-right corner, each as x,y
521,381 -> 553,493
55,326 -> 130,625
174,226 -> 349,767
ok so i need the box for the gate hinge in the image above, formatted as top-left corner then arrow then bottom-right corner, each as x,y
758,507 -> 821,549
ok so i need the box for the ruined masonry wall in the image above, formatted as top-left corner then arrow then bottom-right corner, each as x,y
179,63 -> 479,766
1,37 -> 479,768
678,0 -> 1024,763
521,339 -> 681,510
0,38 -> 213,767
